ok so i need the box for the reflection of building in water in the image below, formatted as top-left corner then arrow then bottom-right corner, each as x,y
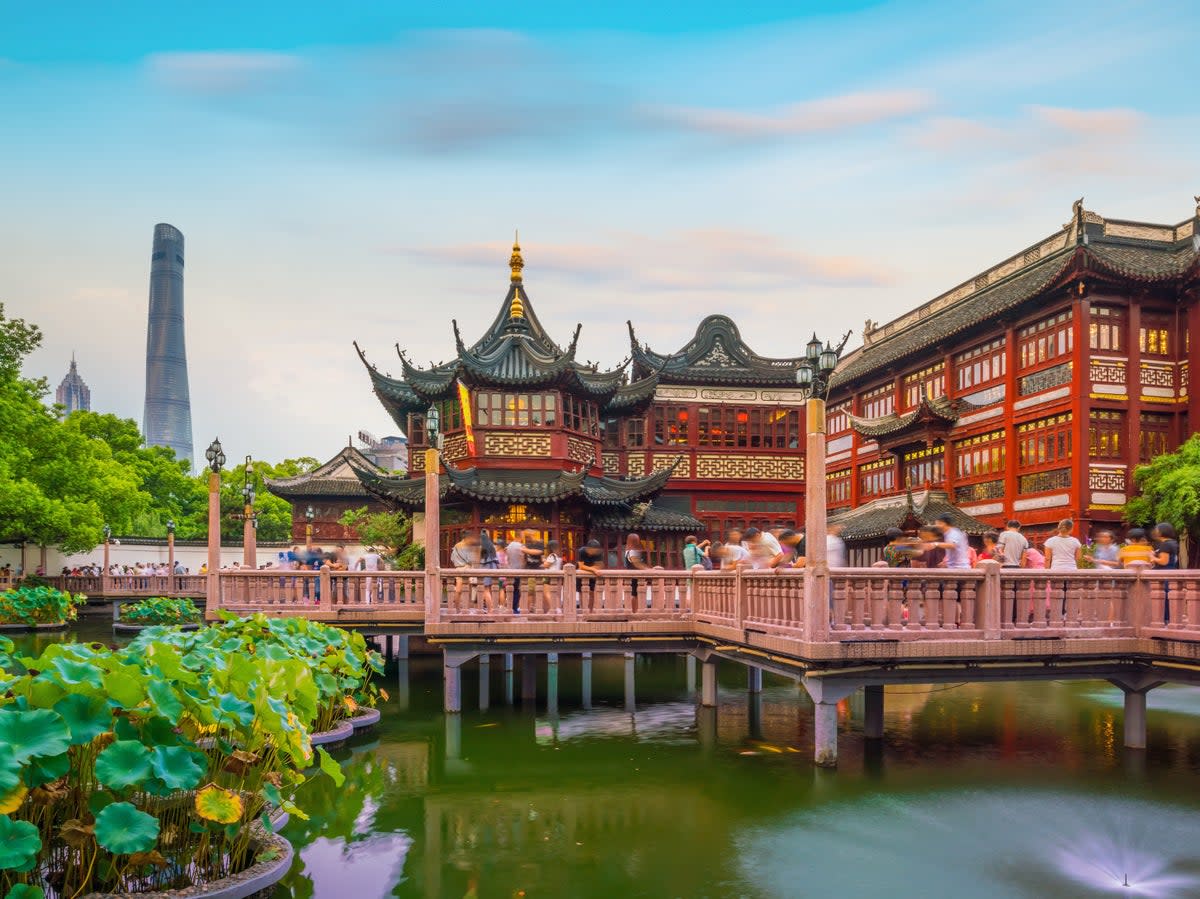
373,739 -> 431,793
535,702 -> 697,745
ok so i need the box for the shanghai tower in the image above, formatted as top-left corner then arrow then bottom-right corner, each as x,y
143,223 -> 194,465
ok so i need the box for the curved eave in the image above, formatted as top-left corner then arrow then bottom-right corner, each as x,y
398,354 -> 459,398
264,479 -> 372,501
572,362 -> 630,398
601,372 -> 661,415
1085,244 -> 1199,284
470,282 -> 564,358
848,395 -> 962,439
458,340 -> 578,388
582,461 -> 678,506
443,464 -> 589,503
351,465 -> 435,509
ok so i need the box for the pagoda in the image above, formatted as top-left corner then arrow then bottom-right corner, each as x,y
353,238 -> 700,564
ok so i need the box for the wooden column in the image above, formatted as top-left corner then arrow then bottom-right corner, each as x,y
1126,300 -> 1143,503
1187,289 -> 1200,433
1072,290 -> 1091,527
1002,323 -> 1018,519
941,352 -> 955,499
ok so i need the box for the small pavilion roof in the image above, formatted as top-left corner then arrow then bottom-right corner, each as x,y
589,501 -> 706,533
848,394 -> 966,440
629,314 -> 808,387
264,446 -> 383,500
829,489 -> 993,542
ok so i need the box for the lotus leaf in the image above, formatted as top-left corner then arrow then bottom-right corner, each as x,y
93,801 -> 160,855
146,679 -> 183,724
0,815 -> 41,871
47,656 -> 103,689
0,784 -> 27,815
53,693 -> 111,746
316,747 -> 345,788
0,709 -> 70,764
5,884 -> 46,899
23,753 -> 69,788
101,667 -> 145,708
120,596 -> 201,626
94,740 -> 152,790
58,819 -> 95,849
0,746 -> 20,793
195,784 -> 243,824
149,745 -> 205,792
214,693 -> 255,728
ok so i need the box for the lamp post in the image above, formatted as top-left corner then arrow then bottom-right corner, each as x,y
796,332 -> 851,572
242,455 -> 257,569
424,404 -> 442,573
102,524 -> 112,576
166,519 -> 176,584
305,505 -> 314,551
204,439 -> 225,601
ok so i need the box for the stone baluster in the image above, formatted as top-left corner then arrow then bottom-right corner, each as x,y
870,577 -> 887,630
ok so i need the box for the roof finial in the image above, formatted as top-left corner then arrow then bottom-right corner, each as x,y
509,231 -> 526,319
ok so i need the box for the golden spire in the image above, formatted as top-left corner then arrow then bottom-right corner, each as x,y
509,231 -> 525,318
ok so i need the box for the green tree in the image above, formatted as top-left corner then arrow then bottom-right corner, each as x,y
215,457 -> 320,542
339,507 -> 423,569
1124,433 -> 1200,565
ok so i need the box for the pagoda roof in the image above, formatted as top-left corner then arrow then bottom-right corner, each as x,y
835,200 -> 1200,390
629,314 -> 808,386
354,344 -> 427,428
352,457 -> 680,509
848,394 -> 965,440
829,489 -> 992,542
601,372 -> 661,416
264,445 -> 383,500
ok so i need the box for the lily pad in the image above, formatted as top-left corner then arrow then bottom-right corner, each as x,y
150,745 -> 205,792
5,884 -> 46,899
0,815 -> 41,871
94,740 -> 152,790
53,694 -> 111,746
0,709 -> 70,764
145,680 -> 183,724
195,784 -> 243,824
0,784 -> 27,815
94,801 -> 160,855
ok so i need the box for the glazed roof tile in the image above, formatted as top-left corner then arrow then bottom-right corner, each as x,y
265,446 -> 383,500
848,394 -> 964,439
829,489 -> 992,541
630,314 -> 808,387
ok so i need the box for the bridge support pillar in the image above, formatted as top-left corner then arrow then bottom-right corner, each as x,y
748,692 -> 763,740
504,652 -> 514,672
701,658 -> 718,708
863,685 -> 884,740
624,652 -> 636,712
521,656 -> 537,702
1108,674 -> 1165,750
444,662 -> 462,714
582,652 -> 593,709
803,677 -> 860,768
479,655 -> 490,711
445,713 -> 461,761
395,635 -> 409,661
748,666 -> 763,694
547,653 -> 559,717
686,654 -> 696,695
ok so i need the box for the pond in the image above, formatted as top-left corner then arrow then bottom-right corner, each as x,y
23,621 -> 1200,898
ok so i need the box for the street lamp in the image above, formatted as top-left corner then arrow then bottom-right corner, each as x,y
102,524 -> 112,575
242,454 -> 257,569
796,331 -> 852,573
305,504 -> 315,550
166,519 -> 176,582
204,438 -> 223,603
423,404 -> 442,574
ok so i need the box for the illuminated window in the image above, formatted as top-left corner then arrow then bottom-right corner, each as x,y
859,458 -> 895,497
1018,311 -> 1073,370
901,446 -> 944,488
902,362 -> 946,410
953,429 -> 1006,479
955,338 -> 1007,391
1089,306 -> 1125,352
1088,410 -> 1122,460
860,384 -> 894,419
1017,413 -> 1072,468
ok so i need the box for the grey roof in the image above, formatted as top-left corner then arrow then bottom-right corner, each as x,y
590,502 -> 706,533
829,489 -> 993,542
848,394 -> 964,439
264,446 -> 383,500
630,314 -> 808,386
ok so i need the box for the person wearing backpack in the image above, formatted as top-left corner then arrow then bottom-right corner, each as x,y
682,535 -> 711,570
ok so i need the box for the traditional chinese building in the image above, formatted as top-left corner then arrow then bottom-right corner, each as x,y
353,239 -> 703,565
825,199 -> 1199,544
265,445 -> 387,545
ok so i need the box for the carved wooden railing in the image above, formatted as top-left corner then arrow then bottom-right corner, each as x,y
43,575 -> 206,598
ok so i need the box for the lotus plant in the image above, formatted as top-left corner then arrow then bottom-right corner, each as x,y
0,614 -> 369,897
0,587 -> 83,627
119,597 -> 202,626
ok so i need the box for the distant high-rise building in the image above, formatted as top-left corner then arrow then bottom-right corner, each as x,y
55,355 -> 90,414
143,223 -> 193,464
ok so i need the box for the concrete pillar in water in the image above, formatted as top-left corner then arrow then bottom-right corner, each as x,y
748,666 -> 763,694
504,653 -> 514,672
863,684 -> 884,740
802,677 -> 859,768
522,656 -> 537,702
748,691 -> 763,741
444,659 -> 462,714
384,635 -> 394,662
686,653 -> 696,695
701,658 -> 718,708
1108,674 -> 1165,750
547,653 -> 559,717
445,713 -> 462,761
395,634 -> 409,661
395,660 -> 410,711
624,652 -> 636,712
697,705 -> 717,752
479,654 -> 490,711
581,652 -> 593,709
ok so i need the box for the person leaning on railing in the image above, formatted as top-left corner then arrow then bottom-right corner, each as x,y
576,539 -> 603,612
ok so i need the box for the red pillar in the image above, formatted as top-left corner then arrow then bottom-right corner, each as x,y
1126,299 -> 1143,493
1187,289 -> 1200,434
1002,323 -> 1018,519
1072,289 -> 1091,530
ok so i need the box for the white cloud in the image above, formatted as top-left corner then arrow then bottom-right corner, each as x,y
145,51 -> 301,94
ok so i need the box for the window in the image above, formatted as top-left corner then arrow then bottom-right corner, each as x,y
902,446 -> 944,488
902,362 -> 945,410
827,403 -> 850,435
1018,311 -> 1073,370
828,469 -> 852,506
1017,413 -> 1072,468
1139,412 -> 1171,462
955,480 -> 1005,503
953,429 -> 1006,479
562,395 -> 598,435
475,392 -> 559,428
1139,317 -> 1171,357
1088,410 -> 1122,460
859,458 -> 895,497
1018,468 -> 1071,493
602,418 -> 621,449
955,338 -> 1007,391
627,416 -> 645,448
697,406 -> 800,448
652,405 -> 690,445
1089,306 -> 1125,352
860,384 -> 894,420
407,413 -> 426,446
435,398 -> 463,431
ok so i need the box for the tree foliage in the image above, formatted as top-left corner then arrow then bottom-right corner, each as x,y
338,507 -> 423,569
1125,433 -> 1200,562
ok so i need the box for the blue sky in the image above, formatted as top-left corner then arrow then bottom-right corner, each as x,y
3,0 -> 1197,463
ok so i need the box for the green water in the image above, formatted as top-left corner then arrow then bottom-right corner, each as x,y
18,623 -> 1200,897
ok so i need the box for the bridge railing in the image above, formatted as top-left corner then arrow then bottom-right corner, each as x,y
212,570 -> 426,618
43,575 -> 206,599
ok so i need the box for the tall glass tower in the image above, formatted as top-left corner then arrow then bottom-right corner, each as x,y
143,223 -> 194,465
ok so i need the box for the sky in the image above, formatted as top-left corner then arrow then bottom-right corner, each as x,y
3,0 -> 1198,464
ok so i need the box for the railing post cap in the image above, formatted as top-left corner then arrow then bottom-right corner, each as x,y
562,563 -> 577,572
871,561 -> 889,568
1125,560 -> 1151,573
977,559 -> 1002,570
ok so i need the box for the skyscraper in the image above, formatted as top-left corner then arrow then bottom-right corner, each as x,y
55,355 -> 90,414
143,223 -> 194,464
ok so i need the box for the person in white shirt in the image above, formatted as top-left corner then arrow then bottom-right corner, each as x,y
359,546 -> 382,603
996,520 -> 1029,569
932,516 -> 972,570
720,528 -> 751,570
744,528 -> 785,569
826,524 -> 847,568
1043,519 -> 1083,570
